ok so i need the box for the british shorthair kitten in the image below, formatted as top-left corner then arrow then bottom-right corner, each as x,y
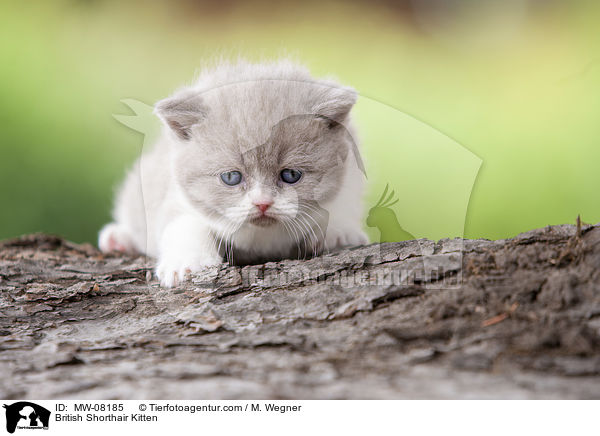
99,60 -> 368,287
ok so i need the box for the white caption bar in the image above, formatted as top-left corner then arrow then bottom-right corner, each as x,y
1,400 -> 597,435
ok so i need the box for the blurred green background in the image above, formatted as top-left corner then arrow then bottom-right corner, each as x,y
1,0 -> 599,244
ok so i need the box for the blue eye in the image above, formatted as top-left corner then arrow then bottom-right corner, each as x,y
220,171 -> 242,186
280,168 -> 302,184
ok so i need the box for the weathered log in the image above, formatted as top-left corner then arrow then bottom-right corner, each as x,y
1,223 -> 599,399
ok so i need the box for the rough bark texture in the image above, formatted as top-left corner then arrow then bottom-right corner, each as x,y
1,224 -> 599,399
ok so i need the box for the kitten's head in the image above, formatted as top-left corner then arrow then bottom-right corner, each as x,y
155,61 -> 358,235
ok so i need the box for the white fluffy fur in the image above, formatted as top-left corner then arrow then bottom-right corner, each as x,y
99,60 -> 367,287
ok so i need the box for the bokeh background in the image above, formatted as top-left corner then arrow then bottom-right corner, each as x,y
1,0 -> 599,244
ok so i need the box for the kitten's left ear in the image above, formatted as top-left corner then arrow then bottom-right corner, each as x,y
154,88 -> 208,141
311,86 -> 357,126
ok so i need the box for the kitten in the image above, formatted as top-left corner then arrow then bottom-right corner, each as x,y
99,60 -> 368,287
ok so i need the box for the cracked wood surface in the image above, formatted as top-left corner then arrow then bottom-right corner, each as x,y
1,224 -> 599,399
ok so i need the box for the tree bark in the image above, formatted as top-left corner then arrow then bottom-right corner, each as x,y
1,223 -> 599,399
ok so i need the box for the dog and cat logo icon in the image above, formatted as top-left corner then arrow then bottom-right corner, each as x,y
3,402 -> 50,434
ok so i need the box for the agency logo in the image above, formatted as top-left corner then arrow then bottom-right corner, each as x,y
366,184 -> 415,243
3,402 -> 50,434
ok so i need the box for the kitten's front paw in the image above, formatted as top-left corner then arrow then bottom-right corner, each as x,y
325,228 -> 369,251
156,251 -> 222,288
98,223 -> 137,254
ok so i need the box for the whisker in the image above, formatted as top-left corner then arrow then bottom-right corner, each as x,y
298,211 -> 327,257
299,202 -> 328,219
298,210 -> 326,243
281,220 -> 301,260
291,218 -> 309,260
296,214 -> 319,259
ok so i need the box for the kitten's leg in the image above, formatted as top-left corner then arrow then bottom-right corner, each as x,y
324,213 -> 369,251
156,215 -> 222,288
98,223 -> 138,254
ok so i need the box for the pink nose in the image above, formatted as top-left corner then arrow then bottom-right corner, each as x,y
255,202 -> 272,214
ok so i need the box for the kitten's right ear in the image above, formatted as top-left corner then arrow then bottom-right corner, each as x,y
311,86 -> 357,126
154,89 -> 208,141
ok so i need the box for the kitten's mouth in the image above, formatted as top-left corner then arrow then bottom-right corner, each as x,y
249,215 -> 277,227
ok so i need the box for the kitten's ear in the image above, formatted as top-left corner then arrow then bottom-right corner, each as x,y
154,89 -> 208,140
311,86 -> 357,127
